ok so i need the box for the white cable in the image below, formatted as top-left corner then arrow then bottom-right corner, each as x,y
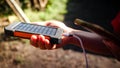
63,33 -> 89,68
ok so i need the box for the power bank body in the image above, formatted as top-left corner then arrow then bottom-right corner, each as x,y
4,22 -> 63,44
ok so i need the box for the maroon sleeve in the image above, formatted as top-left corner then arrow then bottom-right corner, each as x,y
112,12 -> 120,34
108,12 -> 120,61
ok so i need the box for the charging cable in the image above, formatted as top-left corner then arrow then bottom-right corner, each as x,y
63,33 -> 89,68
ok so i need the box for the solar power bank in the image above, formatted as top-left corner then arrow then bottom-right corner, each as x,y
4,22 -> 63,44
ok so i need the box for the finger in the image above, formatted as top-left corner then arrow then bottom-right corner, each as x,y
32,22 -> 46,25
44,39 -> 53,49
38,35 -> 46,49
30,35 -> 38,47
45,22 -> 58,28
46,22 -> 51,26
52,45 -> 57,49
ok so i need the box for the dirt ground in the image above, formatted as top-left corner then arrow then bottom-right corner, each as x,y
0,18 -> 120,68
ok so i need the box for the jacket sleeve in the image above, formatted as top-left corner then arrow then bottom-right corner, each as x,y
112,12 -> 120,34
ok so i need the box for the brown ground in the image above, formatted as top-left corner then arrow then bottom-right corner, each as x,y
0,18 -> 120,68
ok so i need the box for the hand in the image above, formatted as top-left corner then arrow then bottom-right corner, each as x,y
30,34 -> 76,49
30,20 -> 77,49
44,20 -> 73,33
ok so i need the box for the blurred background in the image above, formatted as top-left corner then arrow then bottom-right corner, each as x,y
0,0 -> 120,68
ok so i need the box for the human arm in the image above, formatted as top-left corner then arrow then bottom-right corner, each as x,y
30,20 -> 113,56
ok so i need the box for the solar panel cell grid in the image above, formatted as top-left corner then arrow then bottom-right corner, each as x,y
13,23 -> 57,36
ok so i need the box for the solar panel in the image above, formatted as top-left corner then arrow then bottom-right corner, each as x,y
13,23 -> 57,36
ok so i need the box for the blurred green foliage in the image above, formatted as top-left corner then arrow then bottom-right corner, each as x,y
0,0 -> 27,17
0,0 -> 68,21
26,0 -> 68,21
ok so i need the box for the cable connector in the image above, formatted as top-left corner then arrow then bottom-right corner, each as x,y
62,33 -> 73,37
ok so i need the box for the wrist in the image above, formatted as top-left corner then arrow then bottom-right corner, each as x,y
64,26 -> 75,33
